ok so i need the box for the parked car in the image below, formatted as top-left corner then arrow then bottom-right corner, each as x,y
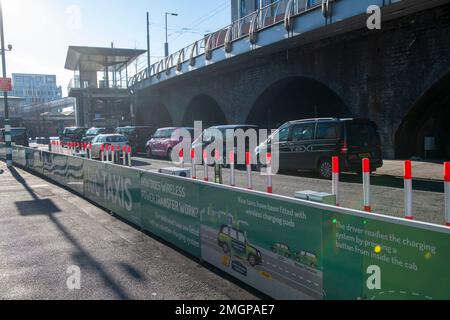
0,127 -> 29,147
146,127 -> 194,159
90,134 -> 129,159
115,126 -> 157,154
255,118 -> 383,179
192,125 -> 259,165
60,127 -> 87,147
82,127 -> 115,143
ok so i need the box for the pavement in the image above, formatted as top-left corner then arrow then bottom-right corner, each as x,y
0,162 -> 257,300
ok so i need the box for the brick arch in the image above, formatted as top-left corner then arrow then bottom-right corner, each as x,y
136,101 -> 173,128
395,71 -> 450,159
245,76 -> 352,129
182,94 -> 228,128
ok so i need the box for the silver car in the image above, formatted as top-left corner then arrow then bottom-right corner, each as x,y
91,134 -> 129,160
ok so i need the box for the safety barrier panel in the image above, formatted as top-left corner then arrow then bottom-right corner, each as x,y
2,144 -> 450,300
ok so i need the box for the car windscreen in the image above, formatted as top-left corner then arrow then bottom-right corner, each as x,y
63,128 -> 77,135
86,129 -> 101,136
10,129 -> 27,137
347,123 -> 380,147
106,136 -> 128,143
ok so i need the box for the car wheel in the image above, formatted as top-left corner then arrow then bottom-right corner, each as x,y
248,255 -> 257,267
318,158 -> 333,180
222,243 -> 229,254
146,147 -> 152,159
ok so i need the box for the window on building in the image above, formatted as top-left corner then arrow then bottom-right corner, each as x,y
240,0 -> 247,18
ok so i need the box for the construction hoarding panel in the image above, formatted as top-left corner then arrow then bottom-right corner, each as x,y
140,171 -> 202,258
199,185 -> 323,300
322,210 -> 450,300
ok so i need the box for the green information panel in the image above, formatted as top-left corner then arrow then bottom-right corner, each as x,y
199,185 -> 323,300
322,210 -> 450,300
140,172 -> 201,258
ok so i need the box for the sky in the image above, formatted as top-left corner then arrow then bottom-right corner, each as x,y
2,0 -> 231,96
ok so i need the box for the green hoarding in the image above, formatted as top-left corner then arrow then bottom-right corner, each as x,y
66,156 -> 85,194
7,146 -> 450,300
140,171 -> 202,258
322,210 -> 450,300
199,185 -> 324,300
84,160 -> 142,227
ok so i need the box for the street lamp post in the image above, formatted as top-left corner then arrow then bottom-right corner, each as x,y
147,12 -> 152,71
0,0 -> 12,167
164,12 -> 178,58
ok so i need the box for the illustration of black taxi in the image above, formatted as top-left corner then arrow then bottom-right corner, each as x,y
218,225 -> 262,267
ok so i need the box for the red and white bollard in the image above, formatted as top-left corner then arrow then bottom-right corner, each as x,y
111,145 -> 116,163
362,158 -> 371,212
179,148 -> 184,168
122,146 -> 127,165
116,145 -> 121,164
101,144 -> 105,162
246,152 -> 253,190
266,152 -> 273,194
203,150 -> 209,182
445,162 -> 450,227
191,149 -> 197,180
127,146 -> 132,167
105,144 -> 110,162
229,150 -> 236,187
332,157 -> 340,206
404,160 -> 414,220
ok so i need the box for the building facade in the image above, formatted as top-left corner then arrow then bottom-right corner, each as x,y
11,73 -> 62,106
0,96 -> 25,116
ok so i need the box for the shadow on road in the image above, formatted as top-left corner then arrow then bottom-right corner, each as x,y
9,167 -> 132,299
131,159 -> 154,167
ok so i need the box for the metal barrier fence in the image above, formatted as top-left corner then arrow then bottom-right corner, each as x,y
1,144 -> 450,300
